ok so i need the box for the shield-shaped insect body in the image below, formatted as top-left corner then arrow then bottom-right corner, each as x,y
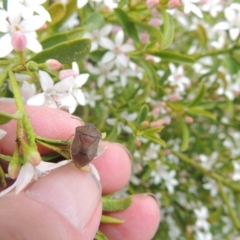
70,124 -> 102,168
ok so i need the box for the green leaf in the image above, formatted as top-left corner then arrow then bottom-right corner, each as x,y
102,196 -> 132,212
143,134 -> 166,148
149,51 -> 195,64
160,11 -> 174,50
114,8 -> 140,44
82,12 -> 105,31
186,107 -> 216,120
48,2 -> 66,25
197,23 -> 207,46
95,230 -> 108,240
41,27 -> 84,49
180,122 -> 189,152
0,110 -> 23,124
136,104 -> 149,126
188,82 -> 206,107
101,215 -> 124,224
132,20 -> 162,42
29,39 -> 91,64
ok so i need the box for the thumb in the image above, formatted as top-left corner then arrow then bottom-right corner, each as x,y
0,163 -> 102,240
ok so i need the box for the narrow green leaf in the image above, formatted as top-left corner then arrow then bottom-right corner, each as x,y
136,104 -> 149,126
102,196 -> 132,212
95,230 -> 108,240
48,2 -> 66,25
29,39 -> 91,64
188,82 -> 206,107
160,11 -> 174,50
132,20 -> 162,41
143,126 -> 164,135
186,107 -> 216,120
197,24 -> 207,46
180,122 -> 189,152
41,27 -> 84,49
143,134 -> 166,148
101,215 -> 124,224
82,12 -> 105,31
114,8 -> 140,44
0,110 -> 23,124
149,51 -> 195,64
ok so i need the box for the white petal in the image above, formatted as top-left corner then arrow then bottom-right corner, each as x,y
27,92 -> 46,106
229,28 -> 240,41
58,94 -> 77,113
116,53 -> 129,67
8,1 -> 22,24
25,34 -> 42,52
39,70 -> 54,91
20,81 -> 35,101
21,15 -> 46,32
0,34 -> 13,57
15,163 -> 35,194
214,22 -> 230,30
99,37 -> 114,50
121,44 -> 135,52
0,181 -> 17,197
36,160 -> 71,172
0,19 -> 10,33
72,62 -> 80,74
0,129 -> 7,140
53,78 -> 72,92
101,51 -> 115,63
74,74 -> 89,87
34,6 -> 52,22
115,30 -> 124,46
99,24 -> 112,36
72,89 -> 86,105
77,0 -> 88,8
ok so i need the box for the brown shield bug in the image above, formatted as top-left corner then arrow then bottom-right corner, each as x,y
70,123 -> 102,168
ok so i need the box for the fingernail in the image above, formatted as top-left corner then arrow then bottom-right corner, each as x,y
25,163 -> 101,230
144,193 -> 161,208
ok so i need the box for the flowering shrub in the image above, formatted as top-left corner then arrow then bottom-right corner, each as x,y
0,0 -> 240,239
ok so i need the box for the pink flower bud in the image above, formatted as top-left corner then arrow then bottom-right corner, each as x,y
11,31 -> 27,52
46,59 -> 62,70
151,119 -> 164,128
185,116 -> 194,124
148,18 -> 162,27
168,0 -> 181,8
59,69 -> 78,80
146,0 -> 159,9
140,33 -> 150,43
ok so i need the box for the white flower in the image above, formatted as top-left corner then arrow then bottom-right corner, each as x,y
200,0 -> 223,18
195,231 -> 212,240
84,24 -> 113,52
232,161 -> 240,181
150,162 -> 169,185
194,206 -> 210,231
20,81 -> 36,103
17,0 -> 51,22
0,1 -> 45,57
87,61 -> 118,87
199,152 -> 218,170
0,160 -> 71,197
162,170 -> 179,194
167,63 -> 190,94
100,30 -> 135,67
85,89 -> 102,108
106,111 -> 137,134
203,178 -> 218,197
181,0 -> 203,18
27,70 -> 75,112
213,3 -> 240,41
143,143 -> 161,161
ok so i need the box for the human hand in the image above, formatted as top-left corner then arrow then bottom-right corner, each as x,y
0,103 -> 160,240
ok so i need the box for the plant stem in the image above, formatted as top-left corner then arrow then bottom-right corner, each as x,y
8,70 -> 37,149
218,182 -> 240,232
172,151 -> 240,192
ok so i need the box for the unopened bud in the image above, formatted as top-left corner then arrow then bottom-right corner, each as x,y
45,59 -> 62,70
168,0 -> 181,8
26,61 -> 38,72
11,31 -> 27,52
146,0 -> 159,8
8,160 -> 21,179
21,140 -> 41,166
59,69 -> 78,80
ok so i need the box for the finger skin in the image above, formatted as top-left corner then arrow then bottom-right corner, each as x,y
100,194 -> 161,240
0,103 -> 81,155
